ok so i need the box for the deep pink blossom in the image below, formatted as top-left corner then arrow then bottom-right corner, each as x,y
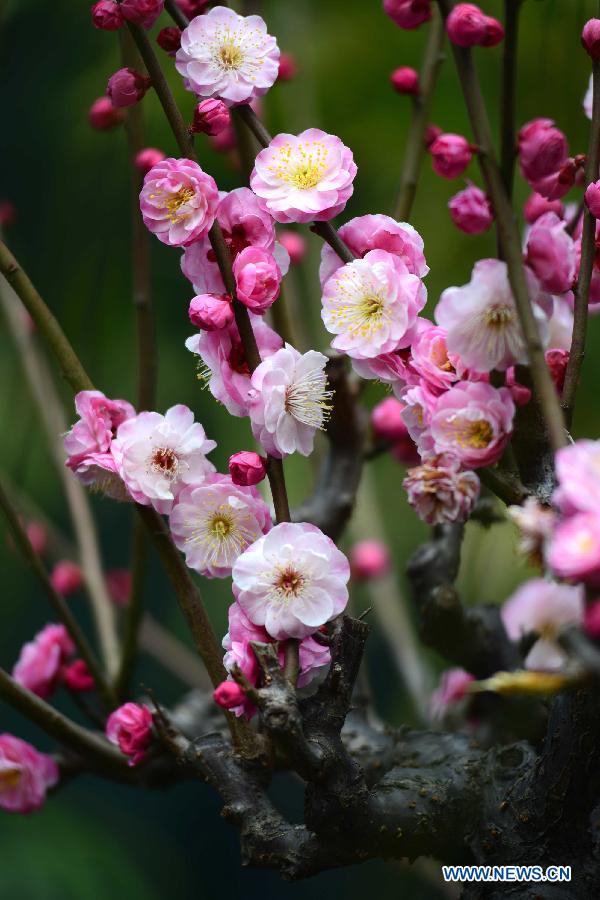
134,148 -> 165,175
383,0 -> 432,30
349,540 -> 391,580
278,231 -> 306,265
91,0 -> 124,30
233,247 -> 282,314
228,451 -> 267,487
448,184 -> 493,234
524,212 -> 576,294
523,192 -> 565,224
0,735 -> 58,814
188,293 -> 234,331
278,53 -> 297,82
140,157 -> 219,247
213,681 -> 246,710
191,99 -> 231,136
546,348 -> 569,392
250,129 -> 357,224
106,569 -> 132,606
404,455 -> 480,524
429,133 -> 473,179
446,4 -> 504,47
431,669 -> 474,720
13,624 -> 74,699
156,26 -> 181,54
582,18 -> 600,60
120,0 -> 164,30
584,600 -> 600,638
585,179 -> 600,218
518,118 -> 574,199
62,660 -> 95,692
371,396 -> 409,443
106,68 -> 151,108
50,561 -> 83,597
25,521 -> 47,557
88,96 -> 124,130
106,703 -> 153,766
390,67 -> 419,95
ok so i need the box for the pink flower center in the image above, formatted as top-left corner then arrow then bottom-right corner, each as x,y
270,141 -> 329,190
207,225 -> 250,263
274,566 -> 305,598
151,447 -> 179,478
165,186 -> 195,223
0,766 -> 22,791
485,305 -> 513,329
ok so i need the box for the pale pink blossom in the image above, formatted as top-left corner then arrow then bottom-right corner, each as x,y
435,259 -> 551,372
321,249 -> 426,359
106,703 -> 153,766
319,214 -> 428,287
248,346 -> 332,457
0,735 -> 59,814
524,212 -> 576,295
181,187 -> 289,295
228,451 -> 267,486
140,157 -> 218,247
409,323 -> 463,393
250,128 -> 357,224
501,579 -> 584,671
169,474 -> 271,578
349,540 -> 391,580
547,512 -> 600,586
430,668 -> 474,720
111,405 -> 216,514
175,6 -> 279,105
508,497 -> 556,562
383,0 -> 432,30
188,293 -> 234,331
553,440 -> 600,515
233,246 -> 281,313
13,624 -> 74,699
429,381 -> 515,469
547,297 -> 573,350
64,390 -> 135,493
186,314 -> 282,417
404,456 -> 480,524
448,184 -> 493,234
232,522 -> 350,640
399,381 -> 440,458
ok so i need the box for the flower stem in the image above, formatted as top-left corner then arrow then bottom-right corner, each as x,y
499,0 -> 521,200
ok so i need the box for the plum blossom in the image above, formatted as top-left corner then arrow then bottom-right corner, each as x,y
50,561 -> 83,596
228,451 -> 267,486
186,314 -> 282,417
508,496 -> 556,563
435,259 -> 551,372
175,6 -> 280,106
523,192 -> 565,224
250,129 -> 357,224
524,212 -> 576,295
321,250 -> 426,359
448,184 -> 493,234
13,624 -> 74,699
547,512 -> 600,585
248,345 -> 332,457
232,522 -> 350,640
399,381 -> 440,458
349,540 -> 391,580
383,0 -> 432,30
319,214 -> 428,288
547,297 -> 573,350
429,133 -> 473,179
106,703 -> 153,766
501,579 -> 584,671
188,293 -> 234,331
169,474 -> 271,578
0,735 -> 59,814
233,246 -> 281,314
140,157 -> 219,247
430,669 -> 475,720
584,74 -> 593,120
111,405 -> 216,514
553,440 -> 600,515
429,381 -> 515,469
409,323 -> 463,393
191,99 -> 231,136
403,455 -> 480,525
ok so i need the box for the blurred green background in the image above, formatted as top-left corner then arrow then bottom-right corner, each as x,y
0,0 -> 597,897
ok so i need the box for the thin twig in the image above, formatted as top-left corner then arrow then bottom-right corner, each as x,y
394,10 -> 445,221
562,53 -> 600,424
435,0 -> 567,453
499,0 -> 521,200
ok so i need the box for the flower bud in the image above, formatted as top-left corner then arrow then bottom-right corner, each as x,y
107,68 -> 151,108
188,293 -> 234,331
191,98 -> 231,136
481,15 -> 504,47
546,348 -> 569,393
383,0 -> 432,30
424,123 -> 442,148
518,118 -> 569,185
106,703 -> 153,766
62,659 -> 95,692
134,147 -> 166,175
446,4 -> 503,48
106,569 -> 132,606
448,183 -> 493,234
177,0 -> 209,16
233,247 -> 281,314
228,451 -> 267,487
50,560 -> 83,596
0,199 -> 15,228
585,179 -> 600,218
390,66 -> 419,95
278,230 -> 307,265
156,26 -> 181,54
582,18 -> 600,61
213,681 -> 246,709
277,53 -> 297,82
371,396 -> 407,443
584,599 -> 600,638
91,0 -> 124,30
26,521 -> 47,556
88,96 -> 124,130
120,0 -> 164,30
350,540 -> 391,581
523,192 -> 565,224
429,133 -> 474,179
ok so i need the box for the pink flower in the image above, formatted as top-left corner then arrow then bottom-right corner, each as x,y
0,735 -> 59,814
349,540 -> 391,580
213,681 -> 246,710
403,455 -> 480,525
191,99 -> 231,136
111,405 -> 216,514
320,214 -> 428,288
523,192 -> 565,224
106,68 -> 151,108
62,659 -> 95,692
582,18 -> 600,60
50,561 -> 83,596
435,259 -> 551,372
233,247 -> 282,314
248,346 -> 332,457
181,187 -> 289,295
186,314 -> 282,417
250,128 -> 357,224
13,624 -> 74,699
277,53 -> 297,82
229,451 -> 267,487
88,96 -> 124,131
278,230 -> 306,265
106,703 -> 153,766
409,323 -> 462,393
501,579 -> 584,671
175,6 -> 279,105
429,381 -> 515,469
169,474 -> 271,578
524,212 -> 576,295
25,521 -> 47,557
232,522 -> 350,640
585,179 -> 600,218
584,74 -> 593,121
429,133 -> 473,179
399,381 -> 440,458
584,599 -> 600,638
390,67 -> 419,95
371,396 -> 409,443
518,119 -> 573,199
140,157 -> 219,248
446,4 -> 504,48
321,249 -> 426,359
177,0 -> 208,16
553,440 -> 600,515
156,26 -> 181,54
546,348 -> 569,393
91,0 -> 124,30
383,0 -> 432,30
106,569 -> 132,606
134,148 -> 165,175
448,184 -> 493,234
547,513 -> 600,586
508,496 -> 556,562
120,0 -> 164,30
430,669 -> 474,720
547,296 -> 574,350
188,293 -> 234,331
